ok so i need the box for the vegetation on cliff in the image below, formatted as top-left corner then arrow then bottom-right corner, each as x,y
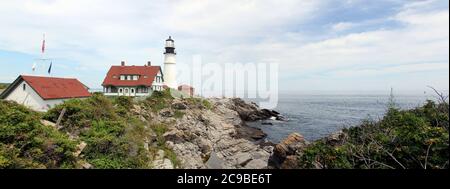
1,91 -> 187,169
0,101 -> 78,168
297,99 -> 449,169
2,88 -> 448,169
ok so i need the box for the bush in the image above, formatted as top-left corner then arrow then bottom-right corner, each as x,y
174,110 -> 185,119
0,100 -> 78,168
43,93 -> 118,133
144,89 -> 174,112
44,94 -> 153,169
113,96 -> 134,116
298,100 -> 449,169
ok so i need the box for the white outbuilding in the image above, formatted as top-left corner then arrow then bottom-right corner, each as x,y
0,75 -> 91,112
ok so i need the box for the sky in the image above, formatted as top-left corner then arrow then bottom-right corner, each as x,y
0,0 -> 448,94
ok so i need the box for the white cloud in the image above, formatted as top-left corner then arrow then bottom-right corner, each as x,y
331,22 -> 355,31
0,0 -> 448,91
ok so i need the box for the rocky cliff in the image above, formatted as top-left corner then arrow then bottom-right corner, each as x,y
131,97 -> 278,169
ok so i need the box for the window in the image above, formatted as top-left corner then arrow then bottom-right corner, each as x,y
131,89 -> 134,93
23,84 -> 26,91
120,75 -> 125,80
125,89 -> 129,93
119,88 -> 123,93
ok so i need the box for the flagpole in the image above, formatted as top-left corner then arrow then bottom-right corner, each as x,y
32,33 -> 54,76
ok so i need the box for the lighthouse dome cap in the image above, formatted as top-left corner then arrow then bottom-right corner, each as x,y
166,36 -> 174,41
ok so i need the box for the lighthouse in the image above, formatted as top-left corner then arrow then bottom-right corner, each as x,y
163,36 -> 177,89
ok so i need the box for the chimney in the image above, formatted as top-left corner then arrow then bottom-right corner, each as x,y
147,61 -> 151,66
121,61 -> 125,66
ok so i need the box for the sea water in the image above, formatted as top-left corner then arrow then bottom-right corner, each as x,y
247,91 -> 444,143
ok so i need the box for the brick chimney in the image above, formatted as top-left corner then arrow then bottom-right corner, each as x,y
121,61 -> 125,66
147,61 -> 151,66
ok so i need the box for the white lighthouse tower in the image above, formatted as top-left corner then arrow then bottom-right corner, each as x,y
163,36 -> 177,89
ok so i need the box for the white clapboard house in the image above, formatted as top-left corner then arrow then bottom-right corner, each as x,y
0,75 -> 91,112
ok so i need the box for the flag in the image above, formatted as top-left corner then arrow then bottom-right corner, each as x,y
41,34 -> 45,54
32,62 -> 36,72
48,61 -> 52,74
41,39 -> 45,53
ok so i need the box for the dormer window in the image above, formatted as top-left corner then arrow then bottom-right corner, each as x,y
120,75 -> 125,80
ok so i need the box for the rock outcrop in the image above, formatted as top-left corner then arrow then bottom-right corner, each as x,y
229,98 -> 286,121
133,97 -> 275,169
269,133 -> 308,169
268,131 -> 348,169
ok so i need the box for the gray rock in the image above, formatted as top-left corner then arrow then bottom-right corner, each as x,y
244,159 -> 267,169
159,108 -> 174,117
206,152 -> 225,169
172,101 -> 188,110
138,98 -> 274,169
235,153 -> 252,166
325,131 -> 347,146
153,158 -> 174,169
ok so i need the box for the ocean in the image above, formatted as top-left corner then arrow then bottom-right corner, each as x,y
247,91 -> 445,143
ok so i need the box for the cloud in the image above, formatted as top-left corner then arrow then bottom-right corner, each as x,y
0,0 -> 448,91
331,22 -> 355,31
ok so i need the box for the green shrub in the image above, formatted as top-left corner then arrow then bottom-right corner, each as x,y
143,89 -> 174,112
202,99 -> 212,110
174,110 -> 185,119
43,93 -> 118,133
298,100 -> 449,169
43,94 -> 153,169
0,100 -> 78,168
113,96 -> 134,116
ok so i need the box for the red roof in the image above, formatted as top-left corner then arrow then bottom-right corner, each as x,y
102,65 -> 162,87
21,75 -> 91,100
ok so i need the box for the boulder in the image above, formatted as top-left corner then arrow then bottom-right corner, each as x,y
230,98 -> 285,121
235,125 -> 267,141
280,155 -> 299,169
325,131 -> 347,146
261,121 -> 273,125
159,108 -> 174,117
235,153 -> 252,166
163,129 -> 186,143
269,133 -> 308,169
206,152 -> 225,169
244,159 -> 267,169
153,158 -> 174,169
40,120 -> 56,128
172,101 -> 188,110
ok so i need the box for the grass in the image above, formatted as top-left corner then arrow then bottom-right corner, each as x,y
174,110 -> 185,119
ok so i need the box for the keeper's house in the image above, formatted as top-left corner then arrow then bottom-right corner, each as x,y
102,61 -> 164,97
0,75 -> 91,112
